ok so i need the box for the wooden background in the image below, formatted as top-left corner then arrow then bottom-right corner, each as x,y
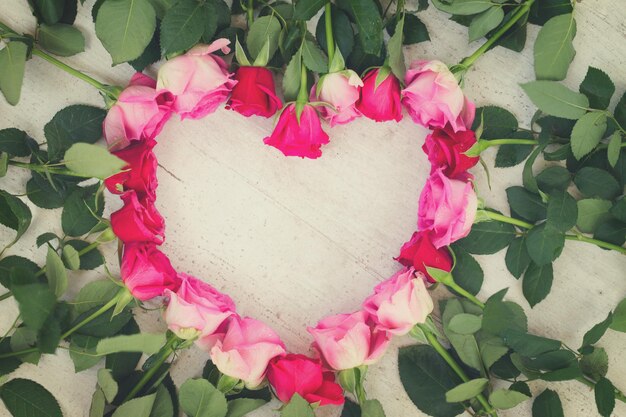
1,0 -> 625,415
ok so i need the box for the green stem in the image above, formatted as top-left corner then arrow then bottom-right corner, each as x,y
577,376 -> 626,404
479,210 -> 534,229
447,281 -> 485,309
0,291 -> 11,302
8,160 -> 93,178
324,2 -> 335,66
417,324 -> 498,416
247,0 -> 254,28
484,139 -> 539,147
459,0 -> 535,69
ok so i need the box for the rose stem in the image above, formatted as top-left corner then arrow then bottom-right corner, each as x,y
324,1 -> 335,65
247,0 -> 254,28
8,160 -> 96,178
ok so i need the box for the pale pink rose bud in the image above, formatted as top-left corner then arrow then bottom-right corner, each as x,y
311,71 -> 363,126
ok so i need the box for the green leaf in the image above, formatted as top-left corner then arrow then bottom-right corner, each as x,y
495,141 -> 534,168
610,298 -> 626,332
96,333 -> 166,355
532,389 -> 563,417
12,281 -> 57,331
571,111 -> 607,159
502,330 -> 561,357
46,246 -> 68,297
477,334 -> 508,370
282,50 -> 302,102
525,223 -> 564,266
64,143 -> 126,179
472,106 -> 518,139
0,256 -> 39,289
340,399 -> 361,417
400,14 -> 429,44
594,219 -> 626,247
580,347 -> 609,380
96,0 -> 157,64
302,39 -> 328,74
610,197 -> 626,223
529,0 -> 572,26
536,166 -> 571,193
398,345 -> 464,417
506,186 -> 546,223
61,244 -> 80,270
179,378 -> 228,417
150,383 -> 175,417
580,67 -> 615,110
112,394 -> 157,417
0,128 -> 34,157
90,389 -> 106,417
441,299 -> 483,371
445,378 -> 488,403
431,0 -> 492,15
522,144 -> 545,193
595,377 -> 615,417
30,0 -> 66,24
482,297 -> 527,337
67,240 -> 104,270
505,237 -> 531,278
44,104 -> 107,161
573,167 -> 620,199
576,199 -> 612,233
489,389 -> 529,410
615,92 -> 626,129
522,262 -> 554,307
521,81 -> 589,120
97,368 -> 119,402
0,378 -> 63,417
607,131 -> 622,168
456,220 -> 516,255
336,0 -> 383,55
546,191 -> 577,232
69,334 -> 102,372
160,0 -> 205,56
225,398 -> 267,417
361,399 -> 385,417
247,16 -> 281,61
0,190 -> 32,247
39,23 -> 86,56
72,279 -> 120,317
449,245 -> 483,295
316,6 -> 354,58
524,350 -> 576,371
387,16 -> 405,81
533,14 -> 576,81
469,6 -> 504,42
581,312 -> 613,348
10,327 -> 41,364
0,41 -> 28,105
0,339 -> 21,376
293,0 -> 325,20
61,184 -> 104,237
448,313 -> 482,335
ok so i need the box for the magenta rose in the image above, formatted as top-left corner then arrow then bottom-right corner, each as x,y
104,138 -> 158,200
210,316 -> 286,388
307,311 -> 391,371
104,73 -> 174,150
396,231 -> 453,283
417,169 -> 478,248
423,125 -> 479,179
363,268 -> 433,335
120,243 -> 180,300
356,68 -> 403,122
311,71 -> 363,126
164,273 -> 236,348
157,39 -> 236,120
110,191 -> 165,244
401,60 -> 475,132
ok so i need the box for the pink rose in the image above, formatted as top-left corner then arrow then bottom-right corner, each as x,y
307,311 -> 391,371
423,125 -> 479,179
210,316 -> 285,388
164,273 -> 236,348
267,354 -> 344,406
401,60 -> 475,132
104,139 -> 158,200
311,71 -> 363,126
121,243 -> 180,300
156,39 -> 236,120
263,103 -> 330,159
418,169 -> 478,248
363,268 -> 433,335
104,73 -> 174,150
110,191 -> 165,244
356,68 -> 403,122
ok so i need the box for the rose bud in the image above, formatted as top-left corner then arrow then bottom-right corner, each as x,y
311,71 -> 363,126
267,354 -> 344,406
396,231 -> 453,282
401,60 -> 475,132
263,103 -> 330,159
104,139 -> 158,200
110,191 -> 165,244
418,169 -> 478,248
157,38 -> 236,120
422,125 -> 479,179
226,66 -> 282,118
363,268 -> 433,335
120,243 -> 180,300
210,316 -> 286,388
164,273 -> 236,348
307,311 -> 391,371
356,68 -> 403,123
104,73 -> 175,150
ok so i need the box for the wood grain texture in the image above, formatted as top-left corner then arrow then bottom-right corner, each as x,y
0,0 -> 625,416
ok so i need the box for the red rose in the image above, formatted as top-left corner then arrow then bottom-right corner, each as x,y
356,68 -> 403,123
104,139 -> 158,200
227,66 -> 282,118
267,354 -> 344,406
121,243 -> 180,300
111,191 -> 165,244
396,231 -> 453,283
422,124 -> 479,179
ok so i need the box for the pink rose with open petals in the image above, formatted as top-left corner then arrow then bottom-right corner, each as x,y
267,354 -> 344,406
418,169 -> 478,248
402,60 -> 475,132
121,243 -> 180,300
104,139 -> 158,200
312,71 -> 363,126
308,311 -> 391,371
164,274 -> 236,348
110,191 -> 165,244
104,73 -> 175,150
210,316 -> 285,388
363,268 -> 433,335
157,39 -> 236,120
357,68 -> 403,122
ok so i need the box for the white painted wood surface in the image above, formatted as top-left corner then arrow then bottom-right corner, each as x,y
1,0 -> 625,416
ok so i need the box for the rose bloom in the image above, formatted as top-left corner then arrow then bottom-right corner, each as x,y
418,169 -> 478,248
227,66 -> 282,118
104,139 -> 158,199
311,71 -> 363,126
401,60 -> 475,132
356,68 -> 402,122
423,125 -> 479,179
308,311 -> 391,371
267,354 -> 344,406
363,268 -> 433,335
396,231 -> 453,282
110,191 -> 165,244
264,103 -> 330,159
157,38 -> 236,120
164,273 -> 236,348
121,243 -> 180,300
210,316 -> 286,388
